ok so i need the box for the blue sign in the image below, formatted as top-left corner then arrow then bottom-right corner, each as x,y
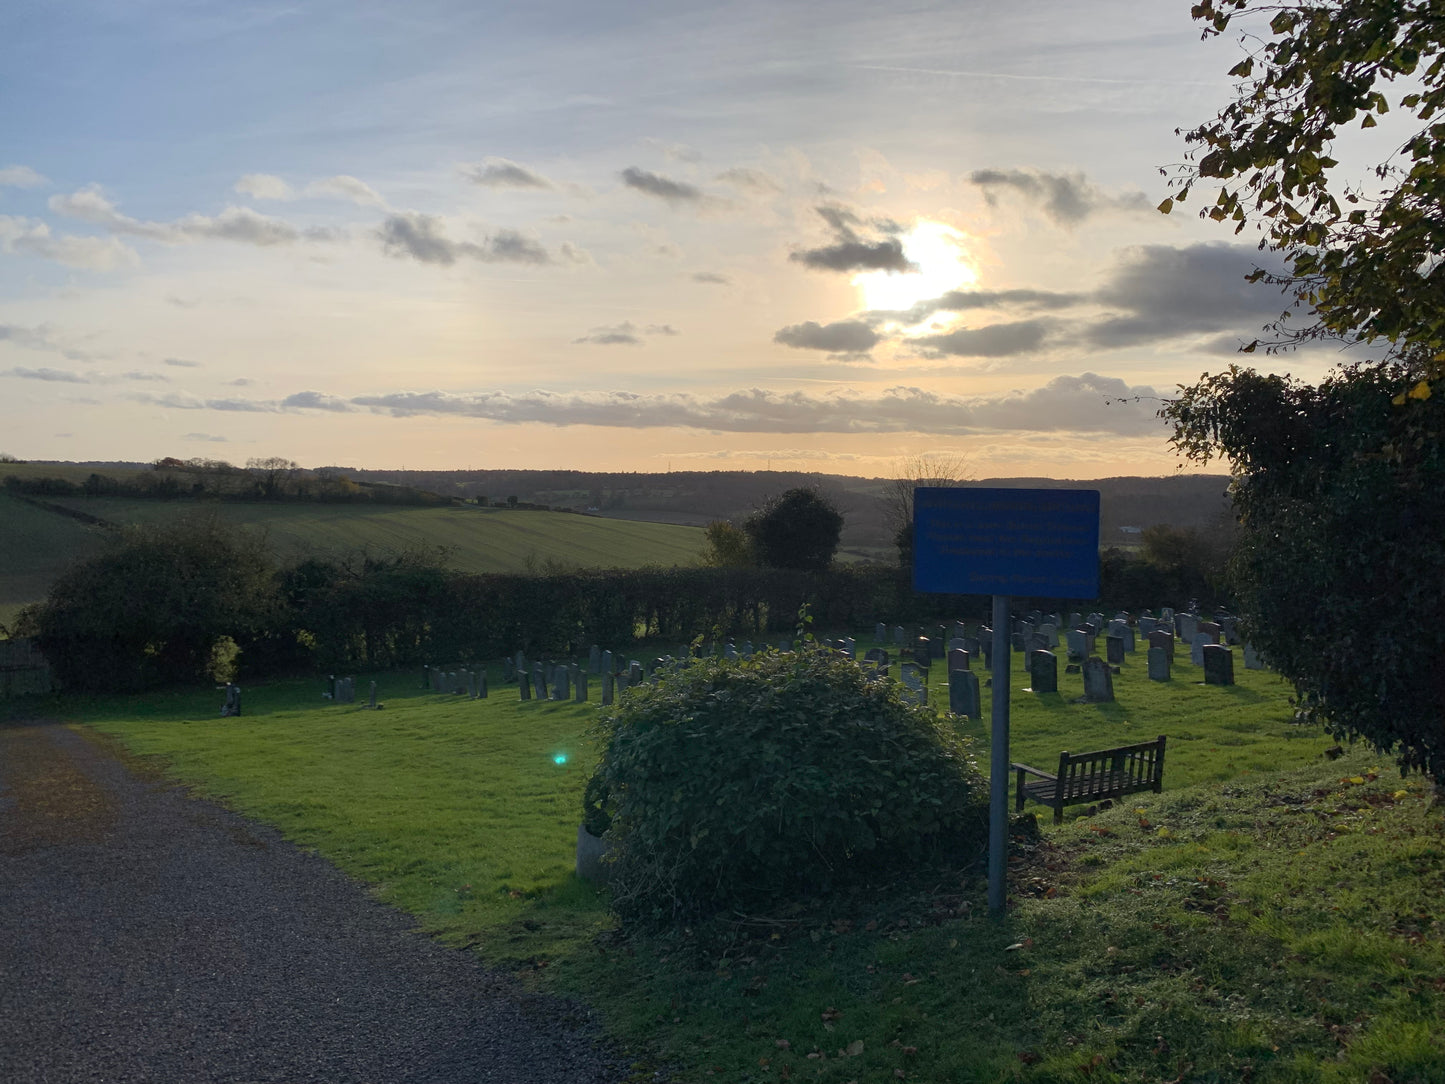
912,487 -> 1100,598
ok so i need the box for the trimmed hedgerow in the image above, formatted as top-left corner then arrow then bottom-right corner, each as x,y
586,648 -> 987,925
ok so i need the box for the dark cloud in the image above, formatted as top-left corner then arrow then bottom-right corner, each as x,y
462,158 -> 553,189
774,320 -> 880,353
1084,243 -> 1295,348
1,366 -> 88,383
789,203 -> 917,274
868,288 -> 1083,327
282,391 -> 354,412
574,322 -> 643,346
911,318 -> 1051,358
691,271 -> 731,285
969,168 -> 1151,226
619,167 -> 704,205
378,213 -> 551,266
346,372 -> 1162,436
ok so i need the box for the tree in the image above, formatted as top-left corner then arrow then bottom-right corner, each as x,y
22,516 -> 282,690
1165,1 -> 1445,782
879,453 -> 971,568
700,520 -> 755,567
743,487 -> 844,571
246,456 -> 301,499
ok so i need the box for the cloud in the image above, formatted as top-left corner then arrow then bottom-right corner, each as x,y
1084,242 -> 1295,348
691,271 -> 731,285
236,173 -> 386,207
377,212 -> 551,265
119,370 -> 170,382
646,324 -> 679,336
49,188 -> 304,246
789,203 -> 916,274
0,322 -> 95,361
910,318 -> 1052,358
969,168 -> 1151,226
0,165 -> 48,188
183,433 -> 230,442
235,173 -> 294,200
137,393 -> 276,412
282,390 -> 354,412
620,166 -> 704,205
0,214 -> 139,270
462,158 -> 553,189
346,372 -> 1163,436
774,320 -> 880,353
164,357 -> 202,368
1,366 -> 89,383
308,175 -> 386,207
716,167 -> 781,195
574,321 -> 643,345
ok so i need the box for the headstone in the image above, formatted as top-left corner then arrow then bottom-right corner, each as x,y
1038,624 -> 1058,649
894,625 -> 906,646
520,673 -> 532,700
602,649 -> 614,674
864,647 -> 888,665
1106,635 -> 1125,666
477,673 -> 488,699
875,622 -> 888,643
962,635 -> 980,656
948,648 -> 970,672
502,657 -> 515,683
724,643 -> 739,661
629,661 -> 643,685
1190,633 -> 1212,667
1028,649 -> 1057,694
1243,642 -> 1264,670
1028,633 -> 1049,655
1068,612 -> 1083,630
1160,607 -> 1175,624
1197,621 -> 1222,644
1220,616 -> 1240,645
533,665 -> 548,701
952,621 -> 969,642
1138,616 -> 1158,635
1066,629 -> 1086,660
1202,644 -> 1235,685
1147,646 -> 1170,681
601,671 -> 615,705
1177,613 -> 1199,642
741,641 -> 754,658
573,664 -> 588,702
1082,656 -> 1115,702
325,674 -> 336,700
221,683 -> 242,717
948,669 -> 982,719
1121,627 -> 1136,653
843,637 -> 856,659
1148,629 -> 1175,661
916,636 -> 933,661
368,681 -> 377,709
588,645 -> 602,674
948,637 -> 968,656
900,662 -> 924,691
553,668 -> 570,701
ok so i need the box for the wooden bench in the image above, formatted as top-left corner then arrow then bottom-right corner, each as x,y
1013,735 -> 1166,823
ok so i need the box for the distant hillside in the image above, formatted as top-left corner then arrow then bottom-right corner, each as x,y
333,468 -> 1235,558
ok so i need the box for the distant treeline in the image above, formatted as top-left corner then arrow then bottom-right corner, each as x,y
15,516 -> 1229,692
2,469 -> 451,507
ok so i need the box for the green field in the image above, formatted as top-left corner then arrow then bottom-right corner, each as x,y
34,634 -> 1442,1083
0,493 -> 110,627
0,496 -> 706,621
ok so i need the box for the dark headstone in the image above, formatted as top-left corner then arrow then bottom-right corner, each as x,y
1202,644 -> 1235,686
1106,635 -> 1125,666
1028,649 -> 1057,694
1147,646 -> 1170,682
1148,629 -> 1175,661
601,671 -> 615,705
220,683 -> 242,717
948,669 -> 981,719
1082,656 -> 1114,702
948,648 -> 969,672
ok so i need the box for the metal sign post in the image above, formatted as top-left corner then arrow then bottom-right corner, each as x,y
912,487 -> 1101,918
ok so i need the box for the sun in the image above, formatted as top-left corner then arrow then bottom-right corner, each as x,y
853,219 -> 975,314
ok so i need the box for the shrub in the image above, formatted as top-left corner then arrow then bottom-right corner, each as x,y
586,648 -> 987,925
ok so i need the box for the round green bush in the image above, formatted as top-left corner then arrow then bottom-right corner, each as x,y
585,647 -> 987,925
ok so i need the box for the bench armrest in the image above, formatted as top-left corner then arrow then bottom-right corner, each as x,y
1011,763 -> 1057,782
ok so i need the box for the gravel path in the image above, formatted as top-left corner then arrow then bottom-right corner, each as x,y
0,722 -> 629,1084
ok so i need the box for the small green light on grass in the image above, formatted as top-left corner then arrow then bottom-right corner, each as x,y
553,753 -> 568,765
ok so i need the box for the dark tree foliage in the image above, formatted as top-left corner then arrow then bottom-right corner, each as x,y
743,487 -> 845,571
1166,2 -> 1445,782
24,517 -> 283,691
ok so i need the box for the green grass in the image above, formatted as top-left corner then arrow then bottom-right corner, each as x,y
0,497 -> 706,617
32,636 -> 1445,1084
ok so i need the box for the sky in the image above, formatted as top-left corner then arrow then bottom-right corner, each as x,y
0,0 -> 1354,478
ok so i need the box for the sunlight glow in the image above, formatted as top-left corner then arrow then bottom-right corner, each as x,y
853,220 -> 976,314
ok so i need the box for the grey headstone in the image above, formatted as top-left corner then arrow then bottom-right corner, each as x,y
1178,614 -> 1199,642
864,647 -> 888,665
573,664 -> 588,702
1038,624 -> 1058,649
1066,629 -> 1086,660
601,671 -> 615,705
1028,649 -> 1057,694
875,622 -> 888,643
948,669 -> 981,719
1243,642 -> 1264,670
1082,656 -> 1115,702
893,625 -> 906,646
520,673 -> 532,700
221,683 -> 242,717
1190,633 -> 1212,667
477,673 -> 488,699
368,681 -> 377,709
1202,644 -> 1235,686
1138,617 -> 1158,635
588,645 -> 601,674
1147,646 -> 1170,682
843,637 -> 856,659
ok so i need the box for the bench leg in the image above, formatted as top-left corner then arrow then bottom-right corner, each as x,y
1053,804 -> 1063,825
1015,768 -> 1026,813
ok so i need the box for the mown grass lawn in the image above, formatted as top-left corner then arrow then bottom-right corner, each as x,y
38,634 -> 1445,1083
